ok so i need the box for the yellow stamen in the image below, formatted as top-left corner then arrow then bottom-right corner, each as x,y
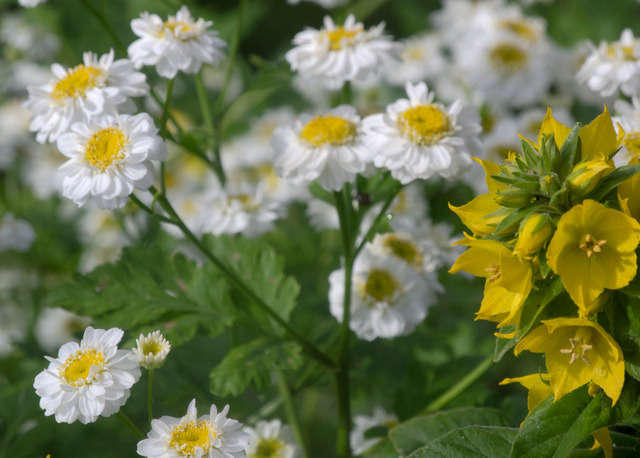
489,43 -> 528,73
299,115 -> 356,147
363,269 -> 400,303
60,349 -> 105,386
52,65 -> 104,101
325,26 -> 362,51
169,420 -> 216,456
397,105 -> 451,146
485,263 -> 501,283
85,127 -> 128,172
579,233 -> 607,258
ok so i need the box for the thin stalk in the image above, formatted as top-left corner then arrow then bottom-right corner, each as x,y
194,73 -> 225,185
276,369 -> 308,457
353,191 -> 398,258
147,369 -> 155,425
129,194 -> 176,225
116,411 -> 145,441
419,354 -> 494,415
146,187 -> 336,370
341,81 -> 352,106
159,79 -> 175,195
76,0 -> 127,54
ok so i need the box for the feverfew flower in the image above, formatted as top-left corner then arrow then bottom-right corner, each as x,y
244,419 -> 300,458
613,97 -> 640,165
18,0 -> 47,6
128,6 -> 227,79
271,105 -> 371,191
33,327 -> 141,424
34,308 -> 91,353
132,331 -> 171,370
56,113 -> 167,209
576,29 -> 640,97
363,81 -> 481,183
24,50 -> 149,144
0,213 -> 36,252
329,249 -> 437,341
350,407 -> 398,455
383,33 -> 447,86
285,14 -> 401,89
137,399 -> 250,458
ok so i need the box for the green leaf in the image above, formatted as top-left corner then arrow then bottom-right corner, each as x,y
608,295 -> 640,382
494,326 -> 517,363
510,381 -> 640,458
408,426 -> 519,457
558,124 -> 582,180
390,408 -> 510,455
585,164 -> 640,202
492,203 -> 540,235
516,276 -> 566,340
209,338 -> 303,396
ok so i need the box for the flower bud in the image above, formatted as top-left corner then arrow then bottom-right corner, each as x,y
494,188 -> 535,208
513,213 -> 553,259
567,154 -> 614,196
131,330 -> 171,370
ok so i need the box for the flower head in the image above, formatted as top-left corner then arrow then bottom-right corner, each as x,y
33,326 -> 141,424
128,6 -> 227,79
137,399 -> 250,458
24,49 -> 148,144
363,81 -> 481,183
546,199 -> 640,313
132,331 -> 171,370
244,419 -> 299,458
515,318 -> 625,405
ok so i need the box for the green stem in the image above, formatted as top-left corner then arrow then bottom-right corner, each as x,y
194,73 -> 225,185
146,187 -> 336,370
76,0 -> 127,54
276,370 -> 308,457
419,354 -> 494,415
341,81 -> 352,106
353,190 -> 399,258
116,411 -> 145,441
159,79 -> 175,195
129,194 -> 176,225
147,369 -> 155,425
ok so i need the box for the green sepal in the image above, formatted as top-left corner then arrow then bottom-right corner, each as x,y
558,123 -> 582,180
491,203 -> 540,235
521,139 -> 541,173
539,134 -> 554,173
495,188 -> 535,208
585,164 -> 640,202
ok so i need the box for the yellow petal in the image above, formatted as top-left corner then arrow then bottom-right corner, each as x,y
538,108 -> 571,149
500,373 -> 552,414
449,195 -> 504,236
591,428 -> 613,458
579,106 -> 622,160
472,157 -> 507,193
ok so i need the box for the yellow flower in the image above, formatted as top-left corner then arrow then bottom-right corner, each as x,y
591,428 -> 613,458
567,153 -> 615,196
546,199 -> 640,313
448,194 -> 504,236
499,373 -> 552,416
513,213 -> 553,260
514,317 -> 625,405
449,235 -> 532,327
618,155 -> 640,222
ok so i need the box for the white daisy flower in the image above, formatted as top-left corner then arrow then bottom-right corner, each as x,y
0,212 -> 36,252
128,6 -> 227,79
137,399 -> 250,458
18,0 -> 47,7
286,0 -> 348,8
244,419 -> 300,458
329,248 -> 438,341
24,49 -> 149,144
56,113 -> 167,210
131,330 -> 171,370
272,105 -> 372,191
362,81 -> 481,184
383,33 -> 447,87
34,308 -> 91,353
613,97 -> 640,166
33,326 -> 141,424
576,28 -> 640,98
368,232 -> 440,275
350,407 -> 398,456
285,14 -> 401,89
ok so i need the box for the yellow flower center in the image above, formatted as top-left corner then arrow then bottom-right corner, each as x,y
60,349 -> 105,386
363,269 -> 400,303
397,105 -> 451,146
52,65 -> 104,101
498,19 -> 538,41
299,115 -> 357,147
383,235 -> 423,269
251,438 -> 286,458
325,26 -> 363,51
161,19 -> 195,40
141,340 -> 162,356
607,44 -> 637,61
485,263 -> 501,283
579,233 -> 607,258
169,420 -> 216,456
402,43 -> 425,62
559,328 -> 593,365
489,43 -> 528,73
230,193 -> 260,212
623,132 -> 640,156
85,127 -> 128,172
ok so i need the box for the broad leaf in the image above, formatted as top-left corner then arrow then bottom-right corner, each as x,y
408,426 -> 518,457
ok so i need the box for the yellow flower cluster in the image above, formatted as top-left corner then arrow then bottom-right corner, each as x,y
449,108 -> 640,416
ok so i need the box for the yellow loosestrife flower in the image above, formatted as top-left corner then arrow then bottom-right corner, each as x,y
499,373 -> 552,416
449,235 -> 532,327
513,213 -> 553,260
514,318 -> 625,405
618,155 -> 640,222
546,199 -> 640,313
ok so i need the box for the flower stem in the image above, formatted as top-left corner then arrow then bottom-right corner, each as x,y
419,354 -> 494,415
116,410 -> 145,441
159,79 -> 175,195
147,369 -> 155,426
276,369 -> 308,456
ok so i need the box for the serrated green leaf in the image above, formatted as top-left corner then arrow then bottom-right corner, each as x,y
209,339 -> 303,396
510,381 -> 640,458
390,408 -> 510,455
408,426 -> 519,457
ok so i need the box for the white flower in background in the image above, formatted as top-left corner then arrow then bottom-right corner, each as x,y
286,0 -> 348,8
0,101 -> 31,169
34,308 -> 91,353
368,232 -> 441,275
613,97 -> 640,166
576,28 -> 640,98
33,326 -> 141,424
128,6 -> 227,79
363,81 -> 481,184
285,14 -> 401,89
4,61 -> 52,95
193,183 -> 285,238
305,198 -> 340,231
18,0 -> 47,6
137,399 -> 250,458
24,49 -> 149,144
131,331 -> 171,370
383,33 -> 447,86
0,213 -> 36,252
0,14 -> 59,61
244,419 -> 300,458
350,407 -> 398,456
56,113 -> 167,209
329,248 -> 438,341
0,303 -> 28,357
272,105 -> 372,191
